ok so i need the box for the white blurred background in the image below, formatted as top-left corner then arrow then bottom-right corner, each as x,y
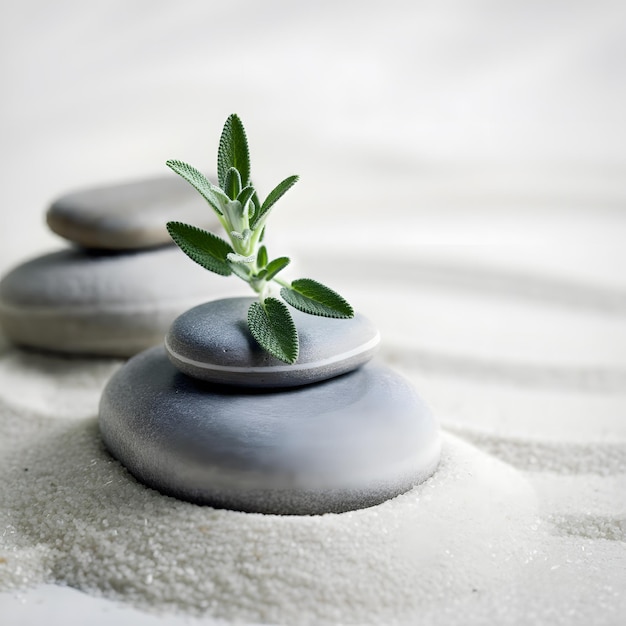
1,0 -> 626,286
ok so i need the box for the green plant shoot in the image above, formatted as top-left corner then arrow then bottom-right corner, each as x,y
166,114 -> 354,364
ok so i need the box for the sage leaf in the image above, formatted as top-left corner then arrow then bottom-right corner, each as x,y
281,278 -> 354,318
264,256 -> 290,281
166,160 -> 223,215
237,185 -> 256,212
250,188 -> 261,218
257,245 -> 268,268
167,114 -> 350,365
167,221 -> 233,276
218,114 -> 250,188
247,298 -> 299,364
251,175 -> 299,228
224,167 -> 242,200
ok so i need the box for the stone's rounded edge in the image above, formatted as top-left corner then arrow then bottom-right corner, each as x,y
164,297 -> 381,388
0,298 -> 177,357
98,347 -> 440,515
0,248 -> 247,357
130,448 -> 441,516
165,337 -> 380,388
45,210 -> 168,251
45,175 -> 219,251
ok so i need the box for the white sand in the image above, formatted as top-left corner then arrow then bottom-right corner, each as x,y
0,329 -> 625,625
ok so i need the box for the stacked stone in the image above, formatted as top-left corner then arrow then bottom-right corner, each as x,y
1,175 -> 441,515
99,298 -> 441,515
0,176 -> 243,356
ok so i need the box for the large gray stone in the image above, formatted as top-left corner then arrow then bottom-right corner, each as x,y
0,248 -> 245,357
47,175 -> 219,250
99,346 -> 441,515
165,297 -> 380,387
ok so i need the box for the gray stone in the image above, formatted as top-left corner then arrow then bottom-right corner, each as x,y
47,175 -> 220,250
0,248 -> 245,357
165,297 -> 380,387
99,346 -> 440,515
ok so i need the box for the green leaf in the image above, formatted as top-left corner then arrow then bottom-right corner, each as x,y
264,257 -> 290,281
218,114 -> 250,189
167,221 -> 233,276
247,298 -> 299,364
224,167 -> 242,200
166,160 -> 223,215
257,245 -> 268,268
251,175 -> 299,229
281,278 -> 354,318
237,185 -> 256,213
250,188 -> 261,218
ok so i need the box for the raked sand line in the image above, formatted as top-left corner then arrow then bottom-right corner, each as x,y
443,424 -> 626,476
385,346 -> 626,393
0,348 -> 122,420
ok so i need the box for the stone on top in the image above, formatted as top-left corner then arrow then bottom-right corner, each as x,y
47,175 -> 220,250
165,297 -> 380,388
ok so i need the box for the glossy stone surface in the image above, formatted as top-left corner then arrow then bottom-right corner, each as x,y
47,175 -> 220,250
0,248 -> 245,357
166,297 -> 380,387
99,346 -> 441,515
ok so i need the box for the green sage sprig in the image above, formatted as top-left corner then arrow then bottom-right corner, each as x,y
166,113 -> 354,364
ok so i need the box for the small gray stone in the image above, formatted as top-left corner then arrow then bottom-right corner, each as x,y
0,248 -> 245,357
47,175 -> 219,250
165,297 -> 380,387
99,346 -> 440,515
